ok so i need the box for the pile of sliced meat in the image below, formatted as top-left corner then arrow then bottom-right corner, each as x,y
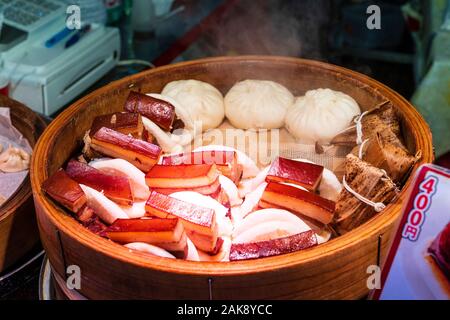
41,91 -> 343,262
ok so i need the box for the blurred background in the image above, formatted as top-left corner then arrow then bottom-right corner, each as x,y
1,0 -> 448,156
0,0 -> 449,152
0,0 -> 449,298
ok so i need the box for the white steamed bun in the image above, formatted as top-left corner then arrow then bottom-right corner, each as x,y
161,79 -> 225,131
285,88 -> 360,143
224,80 -> 294,130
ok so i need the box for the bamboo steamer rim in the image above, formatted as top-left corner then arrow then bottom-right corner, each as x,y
0,95 -> 46,222
0,175 -> 29,221
30,56 -> 433,276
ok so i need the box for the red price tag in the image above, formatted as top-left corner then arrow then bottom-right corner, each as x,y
372,164 -> 450,300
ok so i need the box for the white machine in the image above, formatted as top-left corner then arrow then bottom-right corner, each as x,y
0,0 -> 120,115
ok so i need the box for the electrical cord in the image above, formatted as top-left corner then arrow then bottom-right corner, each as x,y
117,59 -> 155,69
2,51 -> 38,94
0,250 -> 45,282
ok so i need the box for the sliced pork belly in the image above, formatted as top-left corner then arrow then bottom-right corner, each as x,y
162,151 -> 240,183
159,232 -> 188,259
137,92 -> 196,151
186,229 -> 221,253
278,182 -> 308,192
170,191 -> 232,238
239,157 -> 341,201
198,237 -> 232,262
125,91 -> 176,131
193,145 -> 260,178
90,127 -> 162,172
260,182 -> 335,224
266,157 -> 324,192
75,205 -> 95,223
82,214 -> 108,237
292,158 -> 342,202
150,177 -> 220,197
145,163 -> 219,189
89,158 -> 150,200
145,191 -> 221,254
41,169 -> 86,213
147,92 -> 198,145
145,191 -> 216,236
89,112 -> 144,139
169,191 -> 228,219
124,242 -> 176,259
66,159 -> 133,205
229,231 -> 318,261
79,184 -> 128,224
106,217 -> 188,258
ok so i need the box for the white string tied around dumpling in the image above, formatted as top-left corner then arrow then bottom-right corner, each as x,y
354,110 -> 369,145
358,138 -> 370,159
380,169 -> 390,179
342,176 -> 386,212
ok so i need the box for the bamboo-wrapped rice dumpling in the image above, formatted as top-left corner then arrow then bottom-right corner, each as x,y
331,102 -> 401,146
333,154 -> 399,235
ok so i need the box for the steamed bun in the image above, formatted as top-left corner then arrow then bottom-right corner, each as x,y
161,79 -> 225,131
0,145 -> 30,173
285,88 -> 360,143
224,80 -> 294,129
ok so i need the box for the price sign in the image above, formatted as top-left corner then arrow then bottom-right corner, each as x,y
373,164 -> 450,300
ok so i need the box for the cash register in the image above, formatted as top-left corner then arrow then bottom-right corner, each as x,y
0,0 -> 120,115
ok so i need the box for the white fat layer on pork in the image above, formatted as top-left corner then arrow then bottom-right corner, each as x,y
79,184 -> 128,224
219,175 -> 242,206
120,201 -> 146,218
279,182 -> 309,192
169,191 -> 233,237
125,242 -> 175,259
89,158 -> 150,200
193,145 -> 260,178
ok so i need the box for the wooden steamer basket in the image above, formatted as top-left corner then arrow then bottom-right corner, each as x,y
31,56 -> 433,299
0,95 -> 47,272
